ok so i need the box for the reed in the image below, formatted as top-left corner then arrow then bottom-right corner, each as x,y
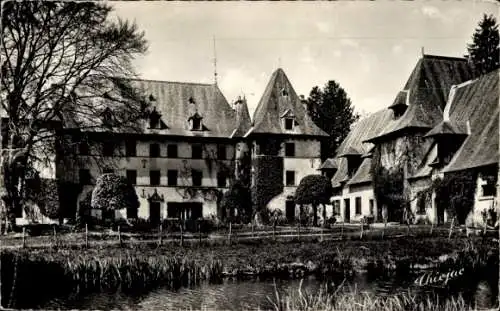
268,280 -> 475,311
0,249 -> 224,309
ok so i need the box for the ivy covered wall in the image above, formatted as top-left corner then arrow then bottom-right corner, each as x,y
370,132 -> 431,222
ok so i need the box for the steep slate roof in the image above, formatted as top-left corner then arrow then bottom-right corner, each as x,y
129,79 -> 238,138
347,157 -> 373,186
319,158 -> 338,170
443,69 -> 499,172
424,120 -> 468,137
366,55 -> 474,142
330,109 -> 393,188
230,98 -> 252,138
247,68 -> 328,137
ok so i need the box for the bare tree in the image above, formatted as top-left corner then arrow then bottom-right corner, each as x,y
0,2 -> 149,232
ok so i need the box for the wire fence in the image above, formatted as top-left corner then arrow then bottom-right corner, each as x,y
1,222 -> 498,250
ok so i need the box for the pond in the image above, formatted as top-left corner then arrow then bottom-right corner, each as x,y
40,273 -> 498,310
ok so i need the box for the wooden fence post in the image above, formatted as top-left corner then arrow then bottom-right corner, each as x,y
430,221 -> 434,236
198,222 -> 202,244
360,220 -> 364,239
85,223 -> 88,248
251,221 -> 254,238
273,222 -> 276,241
228,222 -> 232,245
53,226 -> 57,247
22,227 -> 26,248
118,225 -> 122,247
159,223 -> 163,246
448,217 -> 455,240
320,227 -> 323,242
382,220 -> 387,240
341,221 -> 344,240
180,221 -> 184,247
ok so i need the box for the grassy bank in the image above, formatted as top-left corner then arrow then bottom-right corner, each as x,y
1,236 -> 498,309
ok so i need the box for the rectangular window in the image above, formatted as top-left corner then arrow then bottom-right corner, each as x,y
285,118 -> 294,130
167,170 -> 178,186
285,143 -> 295,157
334,200 -> 341,215
355,197 -> 362,215
217,172 -> 227,187
217,144 -> 226,160
125,140 -> 136,157
102,142 -> 114,156
149,117 -> 159,129
126,170 -> 137,185
192,144 -> 203,159
79,140 -> 89,155
150,170 -> 161,186
13,205 -> 22,218
150,143 -> 160,158
167,144 -> 178,158
417,192 -> 427,214
192,169 -> 202,186
285,171 -> 295,186
79,169 -> 92,185
192,118 -> 202,131
482,178 -> 497,197
127,207 -> 138,219
369,199 -> 374,216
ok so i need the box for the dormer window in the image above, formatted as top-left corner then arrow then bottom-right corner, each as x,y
149,107 -> 161,129
148,107 -> 168,130
280,109 -> 296,131
192,117 -> 202,130
389,90 -> 409,120
281,88 -> 288,97
101,107 -> 114,127
188,112 -> 203,131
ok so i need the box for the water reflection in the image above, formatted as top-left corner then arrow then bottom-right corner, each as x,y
41,274 -> 497,311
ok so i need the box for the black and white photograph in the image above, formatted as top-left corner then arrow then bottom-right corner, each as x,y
0,0 -> 499,310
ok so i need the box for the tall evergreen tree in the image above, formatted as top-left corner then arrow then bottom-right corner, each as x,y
466,14 -> 499,76
306,81 -> 359,160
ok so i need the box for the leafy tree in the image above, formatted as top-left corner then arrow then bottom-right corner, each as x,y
294,175 -> 333,226
466,14 -> 499,76
91,174 -> 139,213
0,2 -> 148,232
306,81 -> 359,160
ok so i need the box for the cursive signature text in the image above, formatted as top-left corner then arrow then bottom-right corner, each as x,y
414,268 -> 464,287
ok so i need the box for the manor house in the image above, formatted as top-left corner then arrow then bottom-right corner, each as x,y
323,54 -> 498,226
12,68 -> 327,225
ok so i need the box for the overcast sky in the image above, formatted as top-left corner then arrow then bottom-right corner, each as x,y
112,1 -> 497,117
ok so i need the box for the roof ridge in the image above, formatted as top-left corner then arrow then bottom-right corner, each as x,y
422,54 -> 468,62
121,77 -> 216,87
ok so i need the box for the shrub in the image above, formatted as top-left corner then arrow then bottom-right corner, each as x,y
219,180 -> 252,222
25,174 -> 62,220
91,173 -> 139,212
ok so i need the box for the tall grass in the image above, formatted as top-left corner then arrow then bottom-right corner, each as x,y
268,280 -> 474,311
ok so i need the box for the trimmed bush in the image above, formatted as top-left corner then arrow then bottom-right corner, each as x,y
91,173 -> 139,212
295,175 -> 333,227
294,175 -> 333,205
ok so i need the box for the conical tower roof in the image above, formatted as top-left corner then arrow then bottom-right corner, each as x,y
247,68 -> 328,137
